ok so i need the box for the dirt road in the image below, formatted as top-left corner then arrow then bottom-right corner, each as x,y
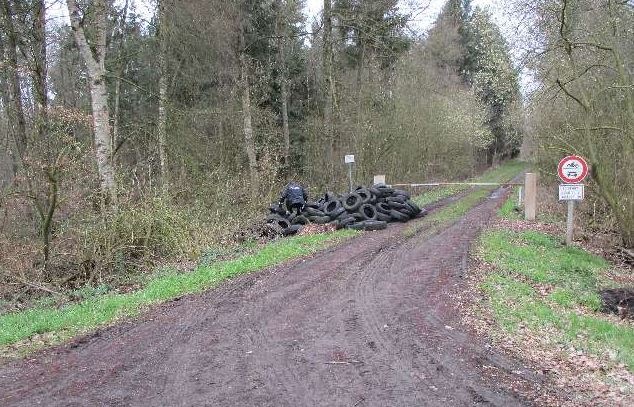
0,188 -> 550,406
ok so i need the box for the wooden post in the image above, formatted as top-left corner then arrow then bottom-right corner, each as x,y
524,173 -> 537,221
566,200 -> 575,245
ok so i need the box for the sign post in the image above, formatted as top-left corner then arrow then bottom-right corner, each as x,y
344,155 -> 355,192
557,155 -> 589,245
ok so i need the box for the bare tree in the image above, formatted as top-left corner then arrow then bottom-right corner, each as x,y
66,0 -> 117,204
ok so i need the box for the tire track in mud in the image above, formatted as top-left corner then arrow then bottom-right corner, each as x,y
0,185 -> 547,406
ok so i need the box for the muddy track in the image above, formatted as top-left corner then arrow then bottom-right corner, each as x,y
0,186 -> 551,406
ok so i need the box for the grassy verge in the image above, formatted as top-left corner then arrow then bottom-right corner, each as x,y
476,229 -> 634,371
0,230 -> 357,351
497,186 -> 522,219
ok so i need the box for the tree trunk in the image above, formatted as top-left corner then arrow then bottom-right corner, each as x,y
240,53 -> 259,199
275,1 -> 290,169
157,0 -> 168,195
111,0 -> 129,169
66,0 -> 116,204
32,0 -> 47,141
0,0 -> 27,162
323,0 -> 334,171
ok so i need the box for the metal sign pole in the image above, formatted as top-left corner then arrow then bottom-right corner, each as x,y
344,154 -> 355,192
348,163 -> 353,192
566,200 -> 575,245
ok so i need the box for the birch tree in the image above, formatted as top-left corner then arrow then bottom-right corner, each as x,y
66,0 -> 117,204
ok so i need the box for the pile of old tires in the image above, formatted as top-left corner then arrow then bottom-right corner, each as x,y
266,185 -> 426,236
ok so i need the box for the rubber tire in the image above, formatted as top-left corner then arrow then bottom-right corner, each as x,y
376,202 -> 391,214
282,224 -> 302,236
352,213 -> 365,222
387,200 -> 409,211
389,209 -> 409,222
327,207 -> 346,219
356,188 -> 372,205
336,216 -> 355,229
393,189 -> 411,199
377,212 -> 391,222
292,215 -> 309,225
336,210 -> 352,221
368,187 -> 381,196
311,215 -> 331,225
346,222 -> 367,231
358,203 -> 378,221
406,200 -> 422,215
324,200 -> 342,215
304,207 -> 325,217
276,218 -> 291,229
342,193 -> 362,211
387,196 -> 407,204
266,214 -> 284,223
376,186 -> 394,197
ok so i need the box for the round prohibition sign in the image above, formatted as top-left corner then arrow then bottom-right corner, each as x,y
558,155 -> 588,183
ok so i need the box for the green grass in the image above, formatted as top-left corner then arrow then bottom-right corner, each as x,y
477,229 -> 634,371
498,187 -> 522,219
0,230 -> 357,349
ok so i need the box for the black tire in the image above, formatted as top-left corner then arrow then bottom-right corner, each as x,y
336,216 -> 355,229
311,215 -> 331,225
358,203 -> 378,221
397,207 -> 414,217
342,192 -> 362,211
346,222 -> 367,230
282,224 -> 302,236
305,202 -> 321,209
376,186 -> 394,197
376,202 -> 391,214
304,207 -> 325,217
266,213 -> 284,223
406,200 -> 422,215
389,209 -> 409,222
352,213 -> 365,222
327,207 -> 346,219
387,200 -> 409,210
276,218 -> 291,229
336,210 -> 352,221
291,215 -> 309,225
268,204 -> 285,215
386,196 -> 407,204
363,220 -> 387,231
368,187 -> 381,196
356,188 -> 372,205
393,189 -> 411,199
377,212 -> 391,222
324,200 -> 342,215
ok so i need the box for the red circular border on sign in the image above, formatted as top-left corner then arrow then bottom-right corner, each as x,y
558,155 -> 588,183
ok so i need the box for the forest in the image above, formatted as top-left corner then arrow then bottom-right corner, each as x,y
0,0 -> 632,309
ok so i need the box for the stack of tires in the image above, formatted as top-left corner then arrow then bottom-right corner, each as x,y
266,184 -> 426,236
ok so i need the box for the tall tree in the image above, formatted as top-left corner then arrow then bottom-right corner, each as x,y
66,0 -> 117,204
0,0 -> 27,165
462,8 -> 521,164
